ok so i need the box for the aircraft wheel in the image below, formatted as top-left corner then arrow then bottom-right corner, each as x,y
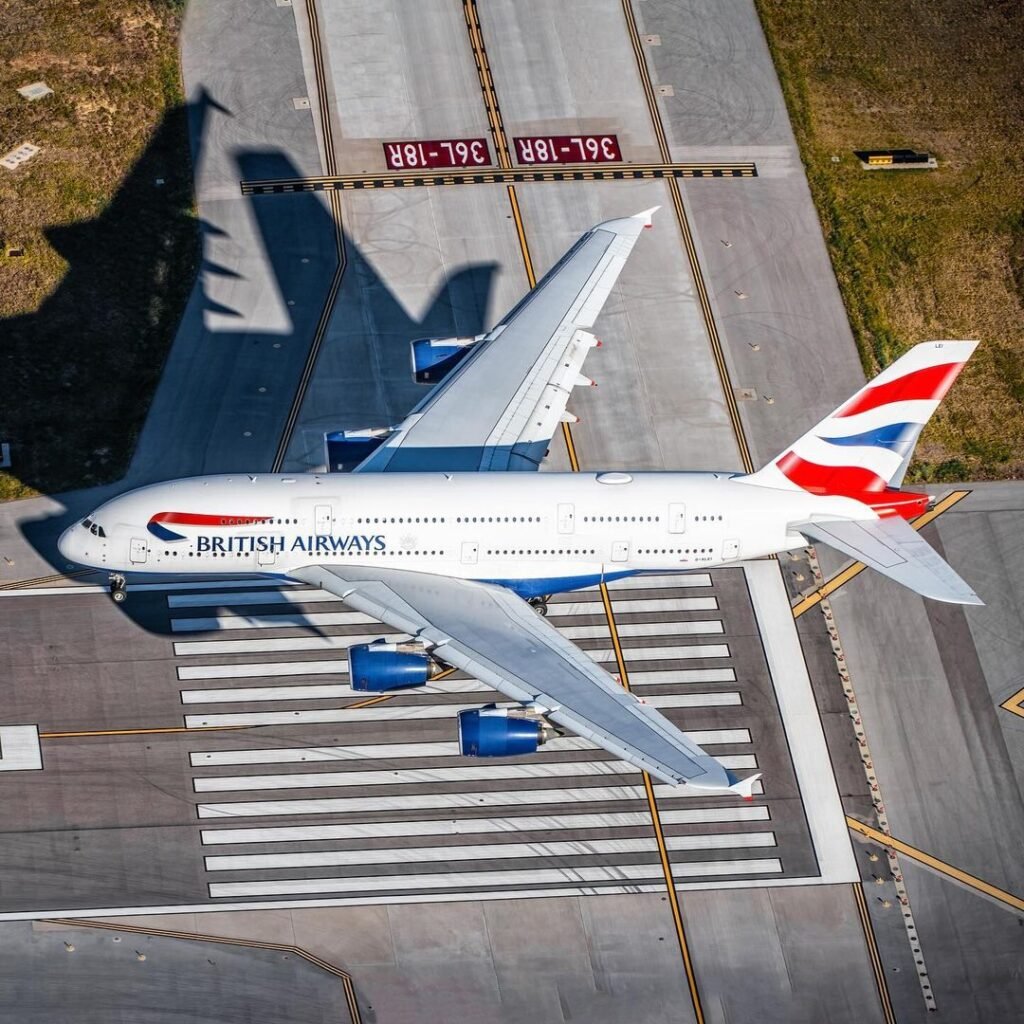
112,587 -> 127,604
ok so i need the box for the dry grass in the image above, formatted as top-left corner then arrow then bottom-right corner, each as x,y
0,0 -> 196,499
756,0 -> 1024,480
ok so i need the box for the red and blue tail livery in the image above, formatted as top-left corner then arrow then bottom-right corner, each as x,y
746,341 -> 977,515
147,512 -> 272,542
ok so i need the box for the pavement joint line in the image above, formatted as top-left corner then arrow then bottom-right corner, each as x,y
42,918 -> 361,1024
618,0 -> 753,479
805,543 -> 930,1011
852,882 -> 898,1024
791,490 -> 972,617
238,164 -> 758,194
847,817 -> 1024,916
271,0 -> 347,473
464,8 -> 706,1019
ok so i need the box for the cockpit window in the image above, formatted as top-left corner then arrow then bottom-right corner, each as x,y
81,518 -> 106,538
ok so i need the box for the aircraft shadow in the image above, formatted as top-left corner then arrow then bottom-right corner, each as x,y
13,91 -> 497,638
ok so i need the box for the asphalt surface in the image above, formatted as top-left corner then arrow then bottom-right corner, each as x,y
1,1 -> 1021,1023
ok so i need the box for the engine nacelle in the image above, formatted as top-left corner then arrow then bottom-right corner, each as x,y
457,706 -> 552,757
348,640 -> 442,692
410,335 -> 484,385
324,428 -> 391,472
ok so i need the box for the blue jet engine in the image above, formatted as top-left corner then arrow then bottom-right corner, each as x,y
457,705 -> 557,757
323,428 -> 392,473
410,335 -> 484,385
348,640 -> 443,692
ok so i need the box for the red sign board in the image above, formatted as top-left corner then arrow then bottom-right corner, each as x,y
514,135 -> 622,165
383,138 -> 491,170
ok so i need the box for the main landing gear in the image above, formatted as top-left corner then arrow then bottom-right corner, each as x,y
109,573 -> 127,604
528,595 -> 552,617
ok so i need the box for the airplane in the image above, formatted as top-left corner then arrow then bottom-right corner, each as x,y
58,207 -> 980,799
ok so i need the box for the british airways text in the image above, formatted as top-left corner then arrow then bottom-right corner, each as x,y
195,534 -> 386,554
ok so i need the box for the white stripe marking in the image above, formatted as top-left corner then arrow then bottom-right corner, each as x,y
199,805 -> 771,844
193,754 -> 757,792
197,780 -> 765,817
183,691 -> 741,728
189,730 -> 751,766
209,859 -> 782,896
205,832 -> 777,871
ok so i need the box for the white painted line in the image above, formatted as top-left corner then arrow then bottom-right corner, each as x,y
172,596 -> 719,631
0,725 -> 42,771
193,753 -> 757,792
196,779 -> 765,817
174,632 -> 402,657
552,597 -> 719,614
183,691 -> 741,728
560,620 -> 724,639
177,661 -> 737,684
181,685 -> 351,705
169,589 -> 336,609
609,574 -> 712,589
189,730 -> 751,766
199,805 -> 772,844
205,832 -> 777,870
0,579 -> 302,599
743,560 -> 859,884
209,859 -> 782,897
172,610 -> 376,632
178,660 -> 347,680
587,644 -> 730,663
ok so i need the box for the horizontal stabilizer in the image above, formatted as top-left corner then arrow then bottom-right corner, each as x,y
728,772 -> 762,802
795,515 -> 983,606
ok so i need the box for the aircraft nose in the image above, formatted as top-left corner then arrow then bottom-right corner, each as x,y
58,524 -> 82,565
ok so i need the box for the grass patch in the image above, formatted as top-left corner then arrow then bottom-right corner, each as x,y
755,0 -> 1024,480
0,0 -> 197,500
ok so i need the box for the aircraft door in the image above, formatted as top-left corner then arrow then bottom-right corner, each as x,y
257,547 -> 277,567
723,538 -> 740,560
315,504 -> 334,534
668,503 -> 686,533
611,540 -> 630,562
129,537 -> 148,564
461,541 -> 479,565
557,503 -> 575,534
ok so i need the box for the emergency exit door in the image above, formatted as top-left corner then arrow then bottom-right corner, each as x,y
315,504 -> 333,534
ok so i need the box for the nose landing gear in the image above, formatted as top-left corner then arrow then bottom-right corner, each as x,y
528,595 -> 551,617
109,573 -> 127,604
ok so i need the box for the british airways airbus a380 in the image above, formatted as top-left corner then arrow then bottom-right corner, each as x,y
58,208 -> 980,798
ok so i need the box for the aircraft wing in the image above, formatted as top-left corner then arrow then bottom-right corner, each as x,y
794,515 -> 983,606
289,563 -> 745,791
354,208 -> 658,473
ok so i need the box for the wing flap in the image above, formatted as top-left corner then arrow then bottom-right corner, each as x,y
290,564 -> 734,789
795,516 -> 983,606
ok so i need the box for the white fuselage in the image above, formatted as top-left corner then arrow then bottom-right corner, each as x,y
59,471 -> 869,596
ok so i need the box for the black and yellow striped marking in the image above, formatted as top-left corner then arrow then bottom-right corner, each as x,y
240,163 -> 757,196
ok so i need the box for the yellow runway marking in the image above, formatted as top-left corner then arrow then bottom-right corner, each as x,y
848,817 -> 1024,915
0,569 -> 93,591
44,918 -> 362,1023
1000,687 -> 1024,719
852,882 -> 898,1024
791,490 -> 971,617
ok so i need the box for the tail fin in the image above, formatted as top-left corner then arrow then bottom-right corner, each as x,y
744,341 -> 977,498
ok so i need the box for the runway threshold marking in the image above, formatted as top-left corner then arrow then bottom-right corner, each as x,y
238,164 -> 758,194
271,0 -> 347,472
851,883 -> 898,1024
791,490 -> 972,617
43,918 -> 362,1024
847,817 -> 1024,915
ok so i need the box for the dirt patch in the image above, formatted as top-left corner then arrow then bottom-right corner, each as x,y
0,0 -> 197,499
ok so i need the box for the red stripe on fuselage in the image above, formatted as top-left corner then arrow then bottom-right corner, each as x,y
151,512 -> 273,527
837,362 -> 964,418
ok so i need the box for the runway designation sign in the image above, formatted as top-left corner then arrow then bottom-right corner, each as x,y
383,138 -> 491,170
514,135 -> 622,164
